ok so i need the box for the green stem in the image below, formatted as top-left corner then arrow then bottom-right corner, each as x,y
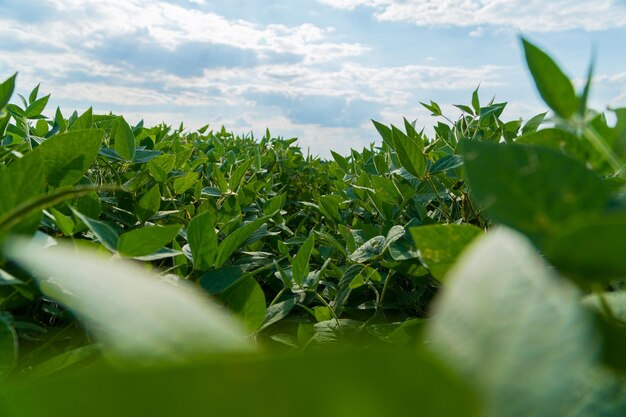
584,126 -> 624,177
0,185 -> 120,233
269,288 -> 286,308
378,271 -> 394,310
425,176 -> 452,222
313,292 -> 344,337
592,283 -> 618,324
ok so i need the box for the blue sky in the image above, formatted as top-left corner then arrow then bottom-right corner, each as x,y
0,0 -> 625,156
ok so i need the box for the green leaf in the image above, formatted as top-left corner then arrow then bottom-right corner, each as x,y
201,187 -> 222,198
229,158 -> 254,192
111,116 -> 136,161
522,112 -> 547,135
35,129 -> 103,187
74,192 -> 101,219
260,295 -> 299,331
263,193 -> 287,216
292,234 -> 315,285
516,128 -> 588,162
4,239 -> 250,363
0,317 -> 17,378
71,209 -> 119,252
215,218 -> 266,268
318,195 -> 342,223
372,120 -> 394,149
389,234 -> 420,261
349,236 -> 385,263
410,224 -> 483,281
331,150 -> 350,173
371,175 -> 400,204
200,266 -> 246,295
384,225 -> 406,249
0,151 -> 45,235
50,208 -> 75,236
391,125 -> 426,178
220,277 -> 266,332
28,84 -> 40,103
25,94 -> 50,118
132,149 -> 162,164
427,227 -> 622,417
212,163 -> 229,193
462,141 -> 608,244
135,185 -> 161,223
118,225 -> 181,258
0,350 -> 479,417
545,215 -> 626,283
420,100 -> 442,116
522,38 -> 577,119
429,155 -> 463,174
0,73 -> 17,110
187,211 -> 217,271
70,107 -> 93,130
471,86 -> 481,114
503,120 -> 522,143
173,172 -> 199,194
0,113 -> 10,136
479,103 -> 506,122
454,104 -> 474,115
148,154 -> 176,182
53,107 -> 67,132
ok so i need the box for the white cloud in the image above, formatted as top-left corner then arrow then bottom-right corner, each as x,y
595,71 -> 626,85
2,0 -> 367,64
317,0 -> 626,32
155,62 -> 505,108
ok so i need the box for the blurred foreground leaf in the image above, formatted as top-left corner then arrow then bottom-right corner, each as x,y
0,350 -> 479,417
462,141 -> 607,244
427,227 -> 626,417
4,239 -> 250,364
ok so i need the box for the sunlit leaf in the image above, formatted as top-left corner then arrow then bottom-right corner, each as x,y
5,239 -> 250,363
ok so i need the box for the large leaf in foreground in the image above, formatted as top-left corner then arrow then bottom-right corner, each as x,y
0,350 -> 479,417
462,141 -> 607,244
545,214 -> 626,283
427,228 -> 626,417
4,239 -> 250,363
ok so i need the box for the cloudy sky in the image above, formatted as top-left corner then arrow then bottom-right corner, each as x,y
1,0 -> 625,156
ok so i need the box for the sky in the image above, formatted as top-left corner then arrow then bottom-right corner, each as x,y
0,0 -> 625,157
